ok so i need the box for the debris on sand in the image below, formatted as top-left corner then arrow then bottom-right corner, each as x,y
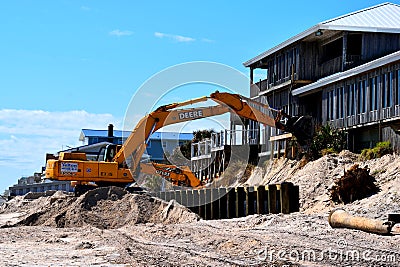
329,164 -> 379,204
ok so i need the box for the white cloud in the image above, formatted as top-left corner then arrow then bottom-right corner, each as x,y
80,5 -> 91,11
109,29 -> 134,37
154,32 -> 195,42
0,109 -> 121,192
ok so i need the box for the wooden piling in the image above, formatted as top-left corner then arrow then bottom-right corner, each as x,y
268,184 -> 278,214
199,189 -> 205,219
164,191 -> 172,202
211,188 -> 220,220
159,191 -> 166,201
174,190 -> 182,204
186,189 -> 193,207
205,189 -> 212,220
192,189 -> 200,215
290,185 -> 300,213
181,190 -> 188,207
218,187 -> 228,219
227,188 -> 236,219
245,186 -> 255,216
280,182 -> 291,214
236,187 -> 245,218
255,185 -> 266,214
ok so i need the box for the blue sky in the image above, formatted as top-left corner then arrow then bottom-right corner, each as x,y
0,0 -> 397,192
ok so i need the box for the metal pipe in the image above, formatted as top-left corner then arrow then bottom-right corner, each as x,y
329,209 -> 393,235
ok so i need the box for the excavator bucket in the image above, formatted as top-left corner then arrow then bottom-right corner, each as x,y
284,115 -> 314,145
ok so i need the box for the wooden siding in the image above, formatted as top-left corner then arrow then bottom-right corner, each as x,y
362,33 -> 400,62
298,42 -> 319,81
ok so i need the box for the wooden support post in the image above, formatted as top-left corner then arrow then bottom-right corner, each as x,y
271,141 -> 275,159
219,187 -> 228,219
211,188 -> 220,220
255,185 -> 266,214
268,184 -> 278,214
280,182 -> 291,214
227,188 -> 236,219
292,144 -> 296,159
245,187 -> 255,216
250,67 -> 254,85
342,32 -> 348,71
236,187 -> 246,218
277,141 -> 281,158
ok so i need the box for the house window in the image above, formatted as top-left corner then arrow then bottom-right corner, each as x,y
162,141 -> 167,148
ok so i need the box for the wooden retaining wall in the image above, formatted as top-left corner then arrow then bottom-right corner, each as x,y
152,182 -> 299,220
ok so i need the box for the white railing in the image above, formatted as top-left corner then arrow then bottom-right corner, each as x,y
396,105 -> 400,116
368,110 -> 378,122
380,107 -> 391,120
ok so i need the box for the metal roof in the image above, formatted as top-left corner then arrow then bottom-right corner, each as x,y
80,129 -> 193,141
80,129 -> 128,139
243,2 -> 400,67
292,50 -> 400,96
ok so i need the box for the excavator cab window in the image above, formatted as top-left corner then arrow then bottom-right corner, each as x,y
104,144 -> 117,162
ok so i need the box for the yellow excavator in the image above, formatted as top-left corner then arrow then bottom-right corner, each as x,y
45,91 -> 313,194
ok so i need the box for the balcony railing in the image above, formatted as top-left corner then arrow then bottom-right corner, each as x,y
330,106 -> 400,128
320,56 -> 343,78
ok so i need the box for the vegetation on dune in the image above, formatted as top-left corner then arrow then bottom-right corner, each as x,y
360,141 -> 393,160
308,124 -> 347,159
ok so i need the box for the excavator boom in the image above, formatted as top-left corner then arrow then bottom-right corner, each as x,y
46,90 -> 313,190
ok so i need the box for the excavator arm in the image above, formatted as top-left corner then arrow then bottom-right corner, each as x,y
46,90 -> 313,191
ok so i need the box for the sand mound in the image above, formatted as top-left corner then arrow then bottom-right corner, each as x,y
1,187 -> 199,229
